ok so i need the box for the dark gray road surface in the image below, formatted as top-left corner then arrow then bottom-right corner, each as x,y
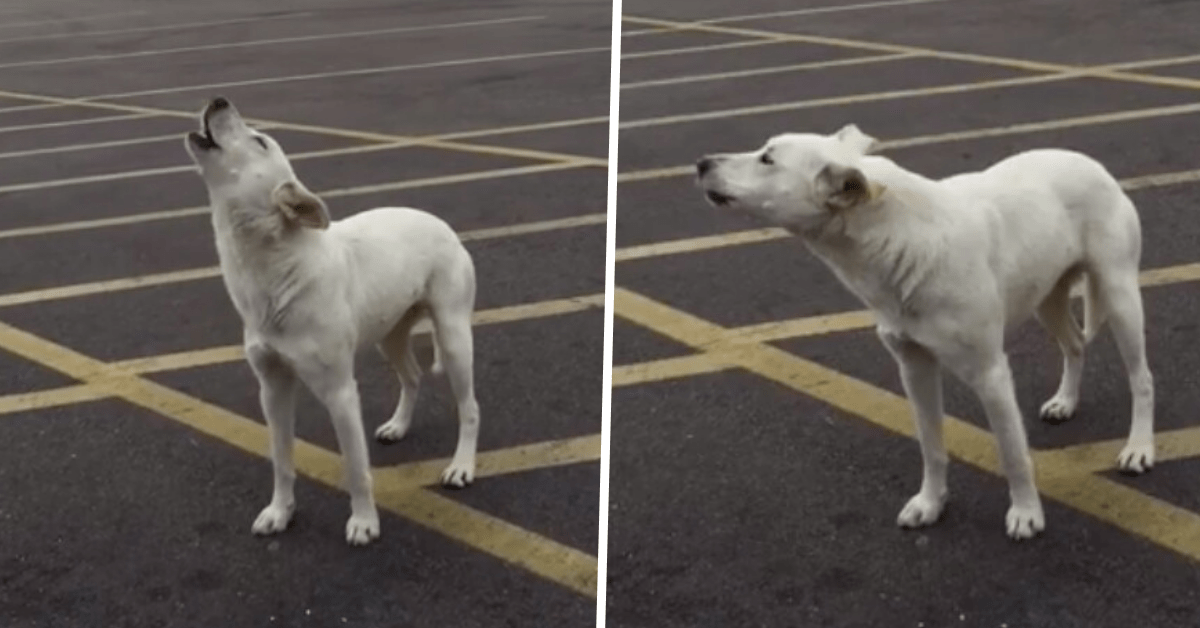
610,1 -> 1200,627
0,1 -> 610,626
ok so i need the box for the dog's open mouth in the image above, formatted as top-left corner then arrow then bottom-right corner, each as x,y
188,97 -> 230,151
705,190 -> 734,206
188,127 -> 219,151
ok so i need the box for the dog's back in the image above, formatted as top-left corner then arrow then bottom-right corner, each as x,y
326,207 -> 474,345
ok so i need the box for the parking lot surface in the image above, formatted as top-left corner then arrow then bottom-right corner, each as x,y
609,1 -> 1200,626
0,1 -> 610,626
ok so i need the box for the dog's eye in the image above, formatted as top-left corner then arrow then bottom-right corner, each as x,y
254,136 -> 268,150
759,152 -> 774,165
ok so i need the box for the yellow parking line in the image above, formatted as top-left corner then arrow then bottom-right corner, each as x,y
1043,425 -> 1200,473
0,134 -> 178,160
1037,472 -> 1200,562
621,39 -> 788,60
0,9 -> 144,30
375,434 -> 601,489
0,384 -> 111,416
0,13 -> 308,46
612,260 -> 1200,378
622,0 -> 953,37
617,99 -> 1200,184
315,162 -> 593,197
1121,169 -> 1200,191
615,228 -> 787,262
435,115 -> 609,140
0,268 -> 222,308
0,112 -> 156,133
385,489 -> 597,597
110,346 -> 245,376
729,311 -> 879,344
612,288 -> 1000,468
0,320 -> 341,484
0,214 -> 605,310
109,294 -> 605,375
0,138 -> 587,195
0,318 -> 597,596
458,213 -> 608,241
611,352 -> 732,387
0,144 -> 596,197
618,73 -> 1077,130
0,78 -> 604,167
0,17 -> 544,70
0,208 -> 209,241
613,287 -> 1200,564
0,163 -> 595,241
621,53 -> 917,89
622,14 -> 1200,98
616,166 -> 1200,261
621,15 -> 1056,69
883,102 -> 1200,150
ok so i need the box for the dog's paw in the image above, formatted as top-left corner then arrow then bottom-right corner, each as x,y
1005,503 -> 1045,540
251,503 -> 294,536
1117,440 -> 1155,475
345,512 -> 380,546
1039,394 -> 1077,423
374,419 -> 411,443
440,459 -> 475,489
896,492 -> 946,528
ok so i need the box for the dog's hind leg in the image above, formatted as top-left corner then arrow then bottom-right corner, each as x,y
246,340 -> 299,536
428,264 -> 480,488
1036,270 -> 1087,423
374,307 -> 425,443
1095,268 -> 1155,473
430,328 -> 445,376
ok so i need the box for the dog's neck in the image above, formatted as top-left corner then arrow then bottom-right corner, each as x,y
210,199 -> 328,331
799,158 -> 947,319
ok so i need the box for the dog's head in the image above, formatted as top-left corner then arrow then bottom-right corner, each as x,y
184,96 -> 330,230
695,124 -> 885,232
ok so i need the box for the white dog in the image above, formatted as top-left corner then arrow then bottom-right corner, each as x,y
185,97 -> 480,545
696,125 -> 1155,539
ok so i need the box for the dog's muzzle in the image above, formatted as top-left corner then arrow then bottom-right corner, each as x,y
189,96 -> 232,151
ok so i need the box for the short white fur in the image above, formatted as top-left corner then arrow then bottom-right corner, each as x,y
185,98 -> 481,546
697,124 -> 1155,539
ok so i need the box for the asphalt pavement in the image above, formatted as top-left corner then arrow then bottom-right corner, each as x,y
0,1 -> 610,626
609,1 -> 1200,626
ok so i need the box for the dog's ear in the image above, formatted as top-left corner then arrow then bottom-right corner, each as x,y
817,163 -> 883,210
834,124 -> 879,155
272,181 -> 331,230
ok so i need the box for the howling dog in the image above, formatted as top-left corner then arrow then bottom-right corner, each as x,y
696,124 -> 1154,539
185,97 -> 480,545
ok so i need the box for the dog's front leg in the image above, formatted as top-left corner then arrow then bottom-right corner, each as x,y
878,329 -> 948,529
247,343 -> 299,536
298,357 -> 380,546
953,350 -> 1044,540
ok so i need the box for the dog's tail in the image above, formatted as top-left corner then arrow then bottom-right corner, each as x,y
1081,272 -> 1107,343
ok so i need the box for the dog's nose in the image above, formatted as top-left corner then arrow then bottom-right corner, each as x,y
210,96 -> 230,111
696,157 -> 715,177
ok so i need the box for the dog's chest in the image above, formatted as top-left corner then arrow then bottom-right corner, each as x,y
216,247 -> 312,333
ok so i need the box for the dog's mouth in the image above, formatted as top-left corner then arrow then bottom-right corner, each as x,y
188,96 -> 231,151
188,128 -> 218,151
705,189 -> 735,206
